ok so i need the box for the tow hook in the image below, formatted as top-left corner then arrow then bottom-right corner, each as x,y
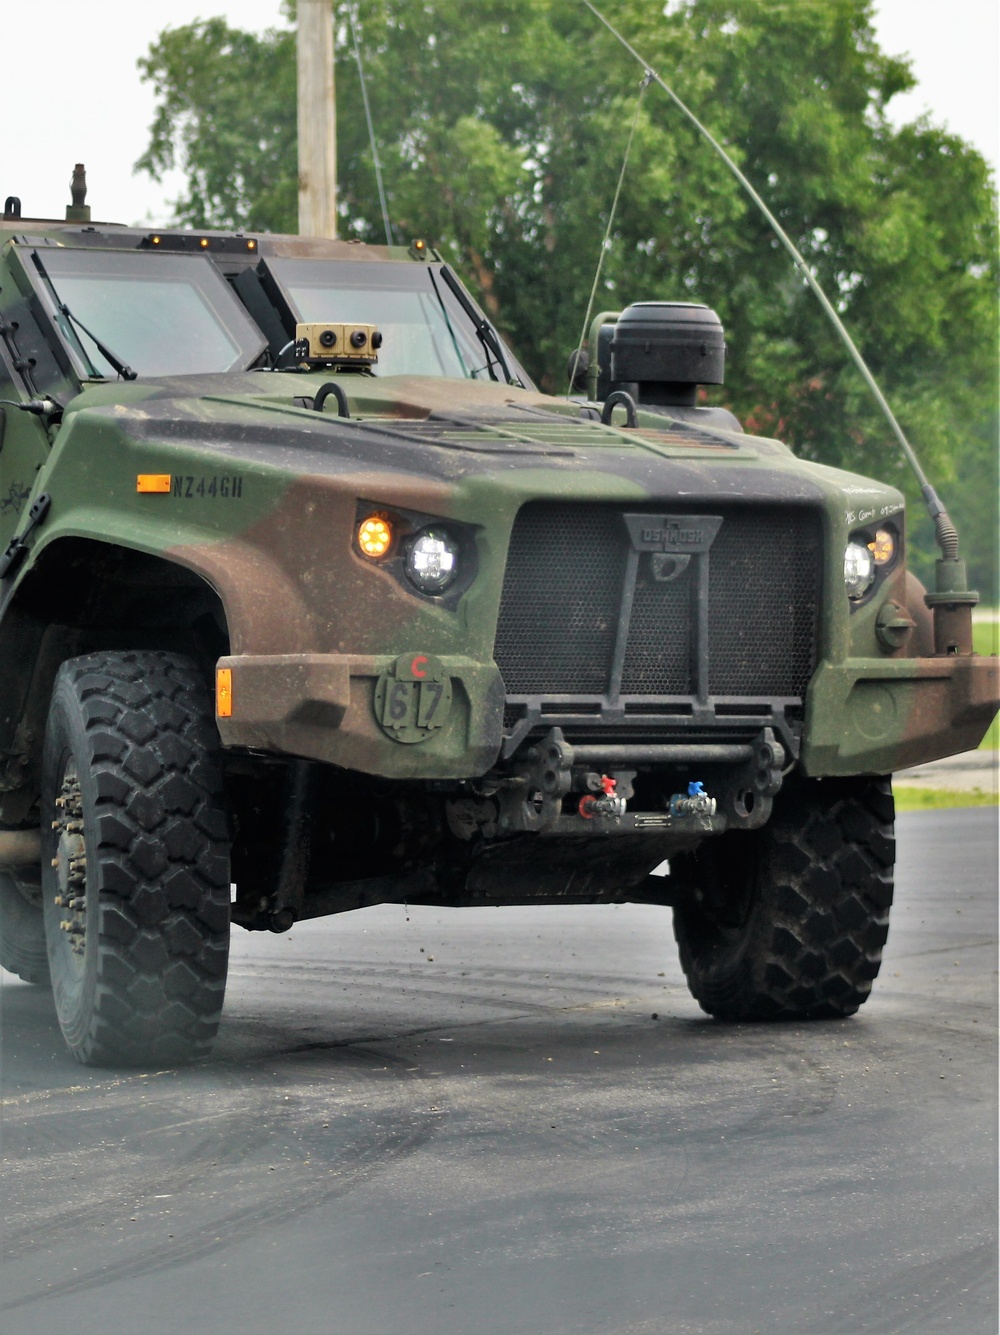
496,727 -> 575,832
578,775 -> 627,819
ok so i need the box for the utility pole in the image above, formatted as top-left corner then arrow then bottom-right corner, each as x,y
297,0 -> 337,237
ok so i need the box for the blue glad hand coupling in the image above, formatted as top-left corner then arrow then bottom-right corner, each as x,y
668,781 -> 718,817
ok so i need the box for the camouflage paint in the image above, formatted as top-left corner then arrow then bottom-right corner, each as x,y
0,219 -> 996,808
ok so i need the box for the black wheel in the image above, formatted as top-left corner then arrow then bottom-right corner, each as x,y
0,867 -> 50,985
672,775 -> 894,1020
41,651 -> 230,1066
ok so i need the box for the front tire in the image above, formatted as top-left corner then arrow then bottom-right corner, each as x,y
673,776 -> 894,1020
42,652 -> 231,1066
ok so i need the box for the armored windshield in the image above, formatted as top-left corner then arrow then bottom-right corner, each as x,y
32,249 -> 267,377
260,258 -> 526,382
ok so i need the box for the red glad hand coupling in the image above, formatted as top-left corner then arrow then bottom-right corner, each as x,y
579,775 -> 619,819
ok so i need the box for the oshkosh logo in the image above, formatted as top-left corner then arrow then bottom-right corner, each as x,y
624,513 -> 723,554
642,523 -> 704,547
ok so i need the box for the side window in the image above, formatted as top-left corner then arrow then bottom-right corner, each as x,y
0,270 -> 69,400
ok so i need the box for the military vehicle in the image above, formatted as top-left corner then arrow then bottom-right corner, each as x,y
0,171 -> 995,1067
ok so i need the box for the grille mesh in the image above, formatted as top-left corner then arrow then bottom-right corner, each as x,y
708,510 -> 819,696
620,561 -> 692,694
492,508 -> 628,695
493,503 -> 820,701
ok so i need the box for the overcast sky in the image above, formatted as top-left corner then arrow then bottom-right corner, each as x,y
3,0 -> 997,227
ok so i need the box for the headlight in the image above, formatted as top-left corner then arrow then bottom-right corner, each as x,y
844,541 -> 875,600
405,529 -> 458,593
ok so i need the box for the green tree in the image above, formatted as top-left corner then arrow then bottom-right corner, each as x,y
137,0 -> 998,597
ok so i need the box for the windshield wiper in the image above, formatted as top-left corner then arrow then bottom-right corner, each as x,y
59,303 -> 137,381
437,266 -> 518,386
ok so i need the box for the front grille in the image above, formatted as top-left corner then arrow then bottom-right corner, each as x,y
492,508 -> 628,695
707,510 -> 819,695
620,558 -> 692,694
493,503 -> 821,702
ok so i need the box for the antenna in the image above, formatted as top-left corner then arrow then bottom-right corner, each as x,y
568,73 -> 650,394
579,0 -> 978,652
349,6 -> 394,246
66,164 -> 90,223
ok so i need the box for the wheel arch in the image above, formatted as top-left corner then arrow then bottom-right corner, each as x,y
0,537 -> 230,825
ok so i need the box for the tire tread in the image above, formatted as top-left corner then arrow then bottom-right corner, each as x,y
44,651 -> 229,1066
674,776 -> 895,1021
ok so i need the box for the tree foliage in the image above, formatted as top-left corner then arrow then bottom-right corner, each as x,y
137,0 -> 998,596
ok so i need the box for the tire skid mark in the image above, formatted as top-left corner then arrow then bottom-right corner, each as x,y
228,996 -> 667,1062
3,1110 -> 440,1313
817,1239 -> 996,1334
0,1067 -> 178,1110
229,957 -> 662,998
3,1102 -> 276,1255
888,936 -> 997,960
2,1049 -> 417,1262
223,978 -> 677,1053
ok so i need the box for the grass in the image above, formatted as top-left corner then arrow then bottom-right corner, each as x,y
972,615 -> 999,748
894,786 -> 996,812
972,616 -> 998,657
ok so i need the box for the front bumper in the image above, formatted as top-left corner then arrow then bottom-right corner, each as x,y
801,655 -> 999,776
216,650 -> 998,783
215,652 -> 505,778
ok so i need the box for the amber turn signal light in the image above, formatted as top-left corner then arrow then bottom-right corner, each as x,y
216,668 -> 233,718
358,516 -> 393,558
867,529 -> 896,565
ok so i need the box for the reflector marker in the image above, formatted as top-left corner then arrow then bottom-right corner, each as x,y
216,668 -> 233,718
136,474 -> 171,493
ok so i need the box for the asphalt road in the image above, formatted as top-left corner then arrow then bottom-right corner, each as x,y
2,807 -> 996,1335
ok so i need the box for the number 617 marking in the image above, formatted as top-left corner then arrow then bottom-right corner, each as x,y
382,679 -> 446,730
